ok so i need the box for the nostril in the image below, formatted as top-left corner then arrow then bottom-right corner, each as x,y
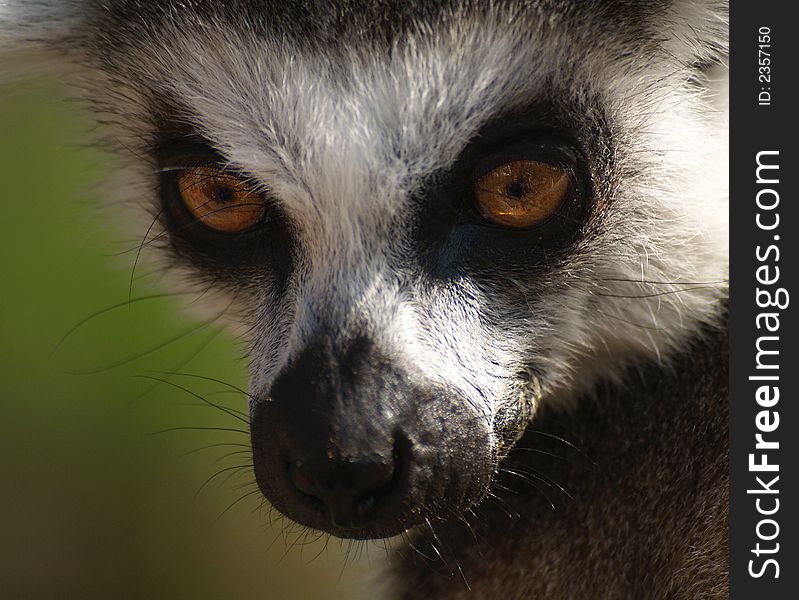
286,434 -> 411,530
349,433 -> 410,517
286,458 -> 315,497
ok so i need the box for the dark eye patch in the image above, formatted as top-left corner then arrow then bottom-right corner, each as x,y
413,126 -> 594,281
152,138 -> 295,290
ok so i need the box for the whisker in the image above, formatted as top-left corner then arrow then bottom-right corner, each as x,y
308,532 -> 332,565
427,517 -> 470,589
600,277 -> 729,285
484,491 -> 520,519
177,441 -> 249,459
449,508 -> 482,554
111,201 -> 270,257
401,532 -> 436,563
66,318 -> 219,374
154,426 -> 248,435
128,209 -> 164,302
195,464 -> 253,498
593,284 -> 722,299
152,370 -> 255,402
136,374 -> 249,423
216,488 -> 262,522
497,468 -> 559,509
524,430 -> 596,466
213,449 -> 253,464
510,447 -> 573,462
130,328 -> 223,404
50,291 -> 196,356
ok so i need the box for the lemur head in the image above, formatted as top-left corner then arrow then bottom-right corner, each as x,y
2,1 -> 728,539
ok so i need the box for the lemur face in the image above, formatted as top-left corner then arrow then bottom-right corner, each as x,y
1,1 -> 728,539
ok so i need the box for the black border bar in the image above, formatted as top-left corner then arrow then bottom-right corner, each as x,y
730,3 -> 798,597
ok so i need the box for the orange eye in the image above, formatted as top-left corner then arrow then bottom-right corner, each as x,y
177,166 -> 264,233
474,160 -> 571,229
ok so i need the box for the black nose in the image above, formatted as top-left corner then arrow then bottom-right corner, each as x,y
251,334 -> 492,539
288,446 -> 403,529
256,335 -> 413,532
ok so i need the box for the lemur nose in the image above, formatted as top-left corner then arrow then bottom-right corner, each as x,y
287,447 -> 403,529
254,334 -> 416,532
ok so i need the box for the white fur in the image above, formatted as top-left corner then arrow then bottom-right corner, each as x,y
2,1 -> 728,442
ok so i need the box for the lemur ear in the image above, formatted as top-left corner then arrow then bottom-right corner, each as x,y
0,0 -> 88,78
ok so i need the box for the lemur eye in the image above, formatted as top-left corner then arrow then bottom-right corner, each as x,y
474,160 -> 570,229
177,166 -> 264,233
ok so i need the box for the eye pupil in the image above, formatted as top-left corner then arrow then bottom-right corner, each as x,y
506,181 -> 526,199
214,184 -> 235,204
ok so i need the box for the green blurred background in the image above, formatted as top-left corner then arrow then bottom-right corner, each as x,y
0,82 -> 372,599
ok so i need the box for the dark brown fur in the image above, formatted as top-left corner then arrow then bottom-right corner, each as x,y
396,316 -> 728,599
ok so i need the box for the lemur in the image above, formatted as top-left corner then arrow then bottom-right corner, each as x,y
1,1 -> 729,598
